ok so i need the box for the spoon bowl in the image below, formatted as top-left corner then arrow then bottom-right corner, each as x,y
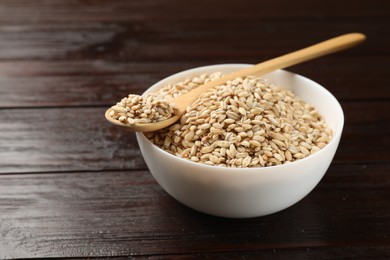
105,109 -> 181,132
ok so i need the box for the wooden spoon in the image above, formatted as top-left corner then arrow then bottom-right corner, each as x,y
105,33 -> 365,132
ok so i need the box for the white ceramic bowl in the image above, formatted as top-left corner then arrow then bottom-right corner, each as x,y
136,64 -> 344,218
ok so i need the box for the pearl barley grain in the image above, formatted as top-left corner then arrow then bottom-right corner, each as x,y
143,73 -> 333,168
109,94 -> 174,125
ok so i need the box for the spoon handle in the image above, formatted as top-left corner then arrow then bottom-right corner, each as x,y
174,33 -> 366,112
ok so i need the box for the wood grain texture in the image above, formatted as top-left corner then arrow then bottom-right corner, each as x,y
1,164 -> 389,258
146,246 -> 390,259
0,20 -> 387,61
0,0 -> 389,258
0,0 -> 388,23
0,57 -> 388,108
0,107 -> 145,173
0,102 -> 389,173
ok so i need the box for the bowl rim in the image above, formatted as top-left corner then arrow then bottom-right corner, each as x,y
137,63 -> 344,173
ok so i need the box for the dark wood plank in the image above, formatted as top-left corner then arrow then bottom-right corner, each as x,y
0,61 -> 189,108
0,101 -> 389,173
146,246 -> 390,259
338,101 -> 390,163
0,19 -> 387,62
0,56 -> 388,108
1,163 -> 389,258
0,107 -> 145,173
0,23 -> 124,60
0,0 -> 388,24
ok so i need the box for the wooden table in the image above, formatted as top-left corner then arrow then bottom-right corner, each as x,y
1,0 -> 389,258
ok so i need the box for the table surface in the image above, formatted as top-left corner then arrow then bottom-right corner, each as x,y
1,0 -> 389,259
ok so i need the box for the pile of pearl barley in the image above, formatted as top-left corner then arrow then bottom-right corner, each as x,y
109,72 -> 223,125
110,95 -> 174,124
146,74 -> 332,168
